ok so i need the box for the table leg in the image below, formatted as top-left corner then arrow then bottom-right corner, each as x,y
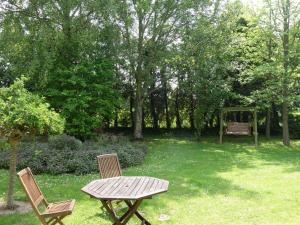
101,200 -> 122,225
115,200 -> 142,225
101,199 -> 145,225
124,200 -> 151,225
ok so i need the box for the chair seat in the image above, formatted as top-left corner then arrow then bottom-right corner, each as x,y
43,199 -> 75,217
226,131 -> 250,135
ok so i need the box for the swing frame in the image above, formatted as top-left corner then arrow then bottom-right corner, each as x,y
219,107 -> 258,147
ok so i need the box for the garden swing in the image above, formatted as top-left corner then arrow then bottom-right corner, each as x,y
219,107 -> 258,146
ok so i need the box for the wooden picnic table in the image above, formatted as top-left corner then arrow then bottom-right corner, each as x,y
81,176 -> 169,225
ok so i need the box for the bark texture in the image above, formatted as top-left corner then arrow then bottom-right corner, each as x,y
6,132 -> 22,209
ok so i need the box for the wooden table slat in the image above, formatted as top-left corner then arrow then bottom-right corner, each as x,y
87,180 -> 99,191
98,177 -> 122,195
93,178 -> 115,193
149,179 -> 159,192
123,177 -> 140,196
109,176 -> 133,197
144,177 -> 156,193
113,177 -> 136,197
136,177 -> 152,197
81,176 -> 169,200
131,177 -> 148,197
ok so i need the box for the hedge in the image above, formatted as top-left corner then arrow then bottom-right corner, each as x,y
0,134 -> 147,175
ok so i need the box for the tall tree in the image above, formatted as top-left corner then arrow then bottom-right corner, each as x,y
267,0 -> 299,145
184,1 -> 238,137
116,0 -> 201,138
241,0 -> 299,145
0,0 -> 121,139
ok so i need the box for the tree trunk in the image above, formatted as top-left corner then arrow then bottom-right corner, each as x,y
266,108 -> 271,138
133,11 -> 144,139
150,87 -> 159,129
114,111 -> 118,128
175,88 -> 181,129
272,104 -> 280,131
134,79 -> 143,139
265,9 -> 272,140
189,93 -> 195,129
130,91 -> 134,129
6,135 -> 21,209
165,98 -> 171,129
219,111 -> 223,144
195,108 -> 204,140
282,102 -> 290,146
142,107 -> 146,130
282,0 -> 290,146
161,67 -> 170,129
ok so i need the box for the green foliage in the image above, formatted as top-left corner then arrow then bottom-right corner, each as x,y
0,0 -> 121,139
0,134 -> 147,175
0,77 -> 64,137
185,6 -> 237,136
46,61 -> 120,139
49,134 -> 83,151
0,139 -> 10,151
0,0 -> 299,139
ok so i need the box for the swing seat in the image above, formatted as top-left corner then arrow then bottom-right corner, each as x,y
226,122 -> 251,135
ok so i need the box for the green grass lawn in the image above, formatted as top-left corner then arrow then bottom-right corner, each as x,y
1,136 -> 300,225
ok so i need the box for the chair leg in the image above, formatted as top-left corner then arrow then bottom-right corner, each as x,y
47,215 -> 66,225
41,218 -> 50,225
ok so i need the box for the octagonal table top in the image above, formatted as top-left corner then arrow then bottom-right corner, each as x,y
81,176 -> 169,200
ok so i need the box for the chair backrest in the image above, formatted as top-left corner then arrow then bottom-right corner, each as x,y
18,168 -> 46,215
226,122 -> 251,135
97,154 -> 122,179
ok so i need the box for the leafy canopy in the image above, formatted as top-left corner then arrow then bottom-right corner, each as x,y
0,77 -> 64,137
46,60 -> 119,139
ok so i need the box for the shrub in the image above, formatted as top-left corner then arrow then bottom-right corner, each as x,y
49,134 -> 83,151
0,139 -> 10,151
0,134 -> 147,175
94,133 -> 130,145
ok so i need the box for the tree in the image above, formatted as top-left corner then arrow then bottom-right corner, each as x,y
261,0 -> 299,146
0,0 -> 121,138
116,0 -> 200,139
0,77 -> 64,209
240,0 -> 300,145
46,61 -> 119,139
182,1 -> 238,138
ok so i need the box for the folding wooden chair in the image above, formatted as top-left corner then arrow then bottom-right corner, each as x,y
18,167 -> 75,225
97,153 -> 122,214
97,153 -> 122,179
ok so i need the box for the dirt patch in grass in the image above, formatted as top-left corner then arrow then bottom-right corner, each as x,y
0,201 -> 32,215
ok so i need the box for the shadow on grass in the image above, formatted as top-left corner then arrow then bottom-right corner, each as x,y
132,138 -> 261,205
1,136 -> 300,224
142,137 -> 300,201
